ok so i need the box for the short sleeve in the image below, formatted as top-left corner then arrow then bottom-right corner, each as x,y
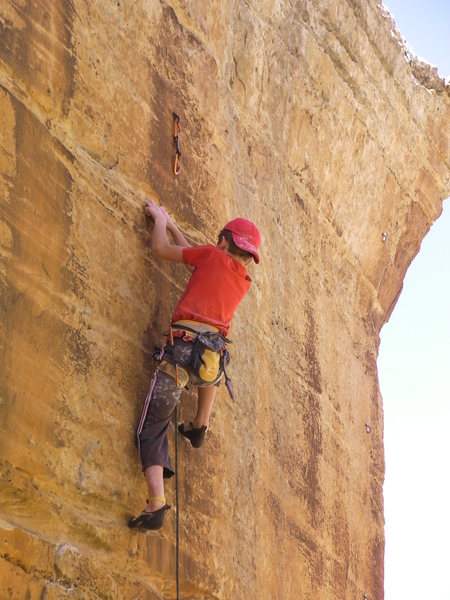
182,245 -> 215,267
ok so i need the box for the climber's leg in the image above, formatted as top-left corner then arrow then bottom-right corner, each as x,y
144,465 -> 165,512
194,384 -> 217,428
137,369 -> 183,478
178,384 -> 217,448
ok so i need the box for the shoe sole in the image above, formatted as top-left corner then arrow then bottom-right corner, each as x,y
178,423 -> 206,448
128,505 -> 170,531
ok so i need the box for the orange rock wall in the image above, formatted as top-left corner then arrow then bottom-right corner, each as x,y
1,1 -> 449,598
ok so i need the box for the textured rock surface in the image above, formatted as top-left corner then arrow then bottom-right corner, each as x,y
0,1 -> 448,598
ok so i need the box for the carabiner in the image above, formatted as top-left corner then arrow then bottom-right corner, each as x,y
173,112 -> 181,175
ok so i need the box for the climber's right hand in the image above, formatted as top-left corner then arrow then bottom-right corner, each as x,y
144,198 -> 165,222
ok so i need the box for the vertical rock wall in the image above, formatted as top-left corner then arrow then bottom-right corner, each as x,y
1,1 -> 448,598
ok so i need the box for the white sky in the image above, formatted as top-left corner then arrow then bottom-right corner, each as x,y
378,4 -> 450,599
379,203 -> 450,600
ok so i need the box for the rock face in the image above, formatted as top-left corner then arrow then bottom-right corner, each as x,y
0,1 -> 448,598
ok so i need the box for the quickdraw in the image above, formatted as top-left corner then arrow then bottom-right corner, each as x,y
173,112 -> 181,175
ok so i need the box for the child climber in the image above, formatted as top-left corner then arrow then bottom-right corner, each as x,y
128,198 -> 261,531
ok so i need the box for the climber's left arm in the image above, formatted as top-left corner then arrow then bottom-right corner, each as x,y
160,207 -> 190,248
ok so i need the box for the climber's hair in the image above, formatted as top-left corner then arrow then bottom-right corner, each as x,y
217,229 -> 254,260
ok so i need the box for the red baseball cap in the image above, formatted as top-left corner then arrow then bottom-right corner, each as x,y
224,218 -> 261,263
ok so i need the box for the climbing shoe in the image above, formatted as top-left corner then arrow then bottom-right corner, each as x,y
178,422 -> 207,448
128,503 -> 171,531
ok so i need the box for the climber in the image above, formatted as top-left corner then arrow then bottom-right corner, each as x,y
128,198 -> 261,531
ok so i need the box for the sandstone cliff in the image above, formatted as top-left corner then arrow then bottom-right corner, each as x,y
1,1 -> 449,599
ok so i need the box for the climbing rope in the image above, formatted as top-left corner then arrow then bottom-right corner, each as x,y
171,114 -> 181,599
175,402 -> 180,600
169,324 -> 180,600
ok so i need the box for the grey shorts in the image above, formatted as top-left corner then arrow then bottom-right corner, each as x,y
136,339 -> 220,477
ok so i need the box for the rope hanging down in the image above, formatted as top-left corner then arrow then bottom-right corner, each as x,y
173,112 -> 181,175
170,320 -> 181,599
171,114 -> 181,599
175,402 -> 180,600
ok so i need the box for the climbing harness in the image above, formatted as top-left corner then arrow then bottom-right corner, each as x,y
153,324 -> 235,401
173,112 -> 181,175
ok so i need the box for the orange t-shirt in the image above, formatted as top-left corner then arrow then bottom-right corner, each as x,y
171,245 -> 251,336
